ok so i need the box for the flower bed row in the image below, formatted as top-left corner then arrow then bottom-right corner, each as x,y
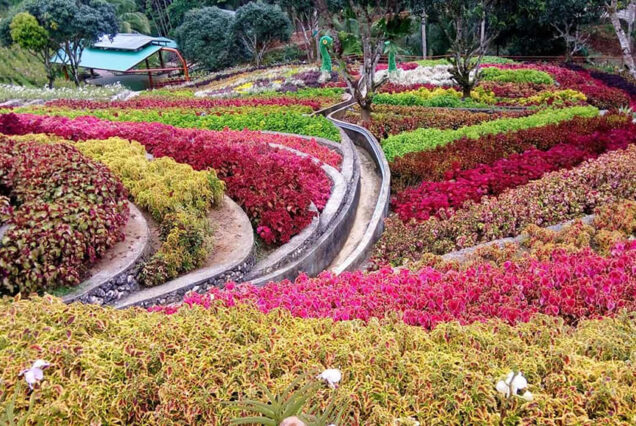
46,96 -> 325,111
480,67 -> 554,85
373,86 -> 492,108
390,114 -> 629,190
8,133 -> 225,287
0,137 -> 129,295
413,200 -> 636,271
484,64 -> 630,109
344,104 -> 529,139
382,106 -> 597,161
392,121 -> 636,222
0,113 -> 333,245
374,144 -> 636,265
2,295 -> 635,424
168,240 -> 635,329
8,104 -> 342,142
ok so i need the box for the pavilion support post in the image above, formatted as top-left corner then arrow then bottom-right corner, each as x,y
159,50 -> 165,68
145,58 -> 154,89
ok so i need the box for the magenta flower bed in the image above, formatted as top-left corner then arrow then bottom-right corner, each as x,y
392,125 -> 636,222
0,113 -> 337,245
45,96 -> 323,111
153,242 -> 636,329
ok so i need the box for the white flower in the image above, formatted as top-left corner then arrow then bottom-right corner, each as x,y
19,359 -> 51,390
521,391 -> 533,401
317,368 -> 342,389
495,379 -> 510,397
496,371 -> 531,400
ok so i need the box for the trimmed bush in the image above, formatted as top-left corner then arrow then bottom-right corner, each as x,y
0,137 -> 128,295
382,106 -> 598,161
0,296 -> 634,424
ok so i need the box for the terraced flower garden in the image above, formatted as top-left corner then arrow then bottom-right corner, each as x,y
1,60 -> 635,424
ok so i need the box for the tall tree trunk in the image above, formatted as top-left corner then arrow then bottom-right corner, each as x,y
421,10 -> 428,58
608,0 -> 636,77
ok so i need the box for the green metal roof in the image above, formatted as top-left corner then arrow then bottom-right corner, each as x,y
51,34 -> 179,72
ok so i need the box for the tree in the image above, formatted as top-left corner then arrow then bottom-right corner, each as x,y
429,0 -> 514,98
46,0 -> 119,86
605,0 -> 636,77
233,1 -> 293,67
278,0 -> 320,61
107,0 -> 151,34
543,0 -> 604,61
314,0 -> 412,121
9,12 -> 57,88
174,6 -> 237,71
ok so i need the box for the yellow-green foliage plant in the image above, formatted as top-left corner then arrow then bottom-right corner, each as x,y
0,296 -> 634,424
6,134 -> 225,286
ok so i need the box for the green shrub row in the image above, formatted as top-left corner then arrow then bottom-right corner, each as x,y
480,67 -> 555,85
9,105 -> 342,142
382,106 -> 599,161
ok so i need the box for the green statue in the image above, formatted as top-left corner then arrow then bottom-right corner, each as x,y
320,35 -> 333,72
385,40 -> 397,74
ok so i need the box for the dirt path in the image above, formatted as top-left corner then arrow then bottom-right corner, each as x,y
204,195 -> 254,268
327,147 -> 382,271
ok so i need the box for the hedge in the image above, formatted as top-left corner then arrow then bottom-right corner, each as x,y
7,105 -> 342,142
0,113 -> 332,246
392,121 -> 636,222
8,134 -> 225,287
382,106 -> 599,161
390,114 -> 630,190
374,144 -> 636,266
0,296 -> 634,424
411,200 -> 636,271
344,105 -> 529,140
372,86 -> 492,109
480,68 -> 555,85
0,138 -> 129,295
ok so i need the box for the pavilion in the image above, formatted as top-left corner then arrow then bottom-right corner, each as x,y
52,33 -> 189,88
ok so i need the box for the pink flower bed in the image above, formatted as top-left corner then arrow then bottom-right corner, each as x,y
46,96 -> 323,111
392,125 -> 636,222
153,242 -> 636,329
0,113 -> 337,245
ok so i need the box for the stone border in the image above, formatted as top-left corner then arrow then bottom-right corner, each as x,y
114,195 -> 255,309
112,131 -> 355,307
62,202 -> 150,305
441,215 -> 596,263
324,103 -> 392,273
